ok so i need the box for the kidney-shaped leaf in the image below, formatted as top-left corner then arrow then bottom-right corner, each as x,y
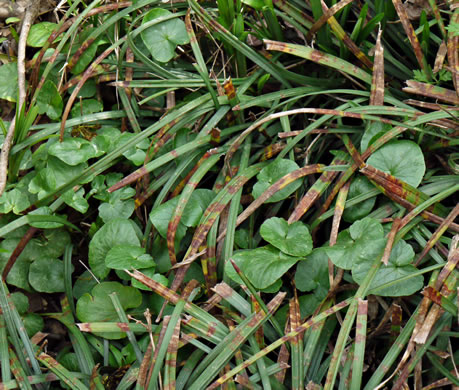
36,80 -> 63,120
76,282 -> 142,339
89,219 -> 140,279
149,189 -> 215,239
49,138 -> 98,166
353,240 -> 423,296
227,246 -> 300,289
98,199 -> 135,224
260,217 -> 312,256
366,140 -> 425,188
294,247 -> 329,300
342,175 -> 376,222
105,244 -> 154,270
0,63 -> 18,102
29,257 -> 70,293
252,159 -> 302,203
326,217 -> 386,270
27,22 -> 58,47
141,9 -> 189,63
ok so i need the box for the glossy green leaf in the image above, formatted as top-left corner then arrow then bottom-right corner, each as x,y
98,199 -> 135,223
367,140 -> 426,188
325,217 -> 386,270
342,176 -> 376,222
70,99 -> 103,117
29,257 -> 70,293
242,0 -> 265,11
10,291 -> 29,314
0,189 -> 31,214
0,257 -> 31,290
149,189 -> 215,238
27,22 -> 58,47
131,268 -> 168,291
0,63 -> 18,102
252,159 -> 302,203
89,218 -> 141,279
115,133 -> 151,166
260,217 -> 312,256
226,246 -> 300,289
294,247 -> 330,300
360,122 -> 391,153
36,80 -> 63,120
76,281 -> 142,339
29,157 -> 87,199
23,313 -> 44,337
105,244 -> 154,270
49,138 -> 98,165
73,270 -> 98,300
141,8 -> 189,63
62,188 -> 89,213
353,240 -> 423,296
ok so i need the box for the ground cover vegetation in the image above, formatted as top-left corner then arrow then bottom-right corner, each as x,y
0,0 -> 458,388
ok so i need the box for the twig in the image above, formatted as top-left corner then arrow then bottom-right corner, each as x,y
0,0 -> 39,196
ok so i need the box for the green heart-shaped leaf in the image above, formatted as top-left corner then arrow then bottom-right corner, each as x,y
260,217 -> 312,256
105,244 -> 154,270
342,175 -> 376,222
36,80 -> 63,120
367,140 -> 425,188
294,248 -> 329,300
252,159 -> 302,203
29,257 -> 71,293
89,219 -> 141,279
141,9 -> 189,63
353,240 -> 423,296
49,138 -> 98,166
76,282 -> 142,339
326,217 -> 386,270
226,246 -> 300,289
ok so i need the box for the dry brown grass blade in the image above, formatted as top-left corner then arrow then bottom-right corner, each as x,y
328,181 -> 350,288
403,80 -> 459,105
306,0 -> 353,41
433,41 -> 448,73
434,235 -> 459,291
447,7 -> 459,94
392,0 -> 429,75
380,218 -> 401,266
164,319 -> 181,390
330,181 -> 349,247
275,319 -> 290,383
370,28 -> 385,106
138,343 -> 153,388
121,46 -> 134,132
320,0 -> 373,69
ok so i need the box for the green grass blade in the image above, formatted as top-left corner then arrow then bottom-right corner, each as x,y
350,299 -> 368,390
37,353 -> 89,390
109,292 -> 144,363
149,299 -> 186,389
